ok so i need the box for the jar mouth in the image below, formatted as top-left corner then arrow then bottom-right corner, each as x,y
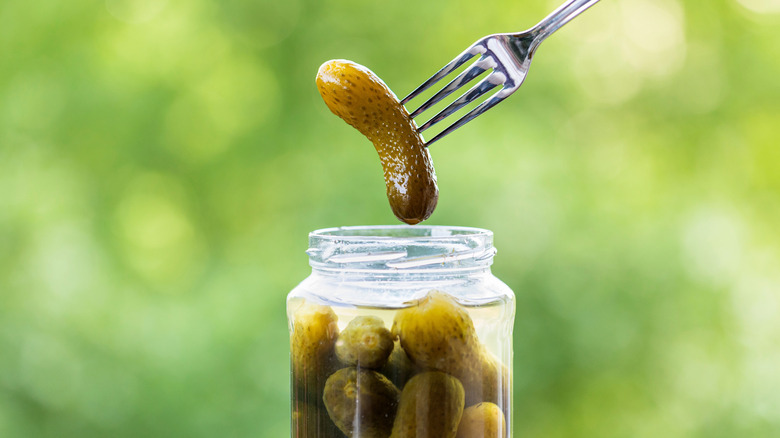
307,225 -> 496,272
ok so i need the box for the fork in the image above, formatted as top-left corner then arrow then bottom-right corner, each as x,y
401,0 -> 601,146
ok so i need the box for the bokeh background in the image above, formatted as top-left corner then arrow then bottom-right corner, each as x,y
2,0 -> 780,436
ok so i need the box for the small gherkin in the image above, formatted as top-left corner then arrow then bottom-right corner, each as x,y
392,290 -> 509,409
455,402 -> 507,438
316,59 -> 439,225
290,302 -> 341,402
335,315 -> 394,369
323,367 -> 400,438
389,371 -> 465,438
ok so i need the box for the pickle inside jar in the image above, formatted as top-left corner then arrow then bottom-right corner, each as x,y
290,292 -> 510,437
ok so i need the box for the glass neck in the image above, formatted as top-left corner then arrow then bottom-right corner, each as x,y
306,225 -> 496,277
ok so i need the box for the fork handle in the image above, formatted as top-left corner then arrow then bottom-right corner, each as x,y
532,0 -> 600,43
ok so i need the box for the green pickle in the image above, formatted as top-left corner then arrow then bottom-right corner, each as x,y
323,367 -> 400,438
456,402 -> 507,438
335,316 -> 394,369
392,290 -> 509,408
290,302 -> 341,398
290,302 -> 344,438
390,371 -> 465,438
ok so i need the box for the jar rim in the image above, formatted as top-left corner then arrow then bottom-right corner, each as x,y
309,225 -> 493,241
307,225 -> 495,272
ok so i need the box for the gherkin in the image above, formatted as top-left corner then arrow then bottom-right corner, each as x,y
392,290 -> 509,408
335,315 -> 394,369
290,302 -> 341,405
389,371 -> 465,438
456,402 -> 507,438
323,367 -> 400,438
316,59 -> 438,225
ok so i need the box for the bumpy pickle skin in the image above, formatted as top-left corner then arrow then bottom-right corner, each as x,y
335,315 -> 395,369
392,291 -> 509,408
323,367 -> 401,438
316,59 -> 438,225
455,402 -> 507,438
389,371 -> 465,438
290,302 -> 341,403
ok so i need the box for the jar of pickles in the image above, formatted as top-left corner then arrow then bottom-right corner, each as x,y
288,225 -> 515,438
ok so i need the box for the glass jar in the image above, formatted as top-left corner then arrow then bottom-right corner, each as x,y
288,225 -> 515,438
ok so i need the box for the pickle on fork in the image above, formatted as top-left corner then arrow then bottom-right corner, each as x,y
316,59 -> 438,225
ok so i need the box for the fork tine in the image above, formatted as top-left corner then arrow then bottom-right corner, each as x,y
417,72 -> 502,133
408,57 -> 494,119
401,49 -> 478,105
424,92 -> 507,146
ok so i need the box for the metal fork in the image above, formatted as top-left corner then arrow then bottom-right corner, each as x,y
402,0 -> 601,146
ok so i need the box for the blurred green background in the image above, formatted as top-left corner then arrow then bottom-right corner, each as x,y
2,0 -> 780,436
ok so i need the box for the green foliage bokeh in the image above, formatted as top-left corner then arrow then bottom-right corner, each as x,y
1,0 -> 779,436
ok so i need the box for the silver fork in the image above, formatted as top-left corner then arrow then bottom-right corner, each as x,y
402,0 -> 601,146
